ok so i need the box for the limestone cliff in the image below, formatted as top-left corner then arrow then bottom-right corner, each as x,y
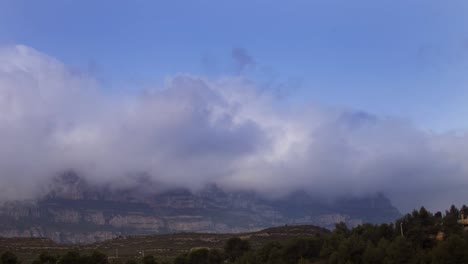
0,174 -> 400,243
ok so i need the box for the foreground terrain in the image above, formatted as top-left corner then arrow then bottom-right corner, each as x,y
1,205 -> 468,263
0,225 -> 328,263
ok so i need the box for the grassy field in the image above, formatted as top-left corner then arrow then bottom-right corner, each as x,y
0,225 -> 329,263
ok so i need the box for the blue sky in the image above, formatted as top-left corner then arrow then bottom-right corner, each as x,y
1,0 -> 467,131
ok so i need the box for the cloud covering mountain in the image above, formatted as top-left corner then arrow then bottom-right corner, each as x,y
1,45 -> 467,212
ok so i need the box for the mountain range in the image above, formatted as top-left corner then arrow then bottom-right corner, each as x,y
0,172 -> 401,243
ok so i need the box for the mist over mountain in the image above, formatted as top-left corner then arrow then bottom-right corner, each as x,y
0,172 -> 400,243
1,45 -> 468,213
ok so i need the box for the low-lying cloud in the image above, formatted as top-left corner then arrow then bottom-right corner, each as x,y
1,45 -> 467,212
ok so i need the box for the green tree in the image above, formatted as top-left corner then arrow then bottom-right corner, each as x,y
173,254 -> 188,264
256,242 -> 282,263
335,222 -> 350,236
297,259 -> 313,264
142,255 -> 158,264
331,234 -> 366,264
397,207 -> 437,249
384,237 -> 413,264
58,252 -> 82,264
187,249 -> 210,264
432,235 -> 468,264
89,251 -> 109,264
32,252 -> 58,264
411,249 -> 432,264
207,249 -> 224,264
265,246 -> 286,264
442,205 -> 463,236
232,251 -> 257,264
281,237 -> 323,264
1,251 -> 19,264
224,237 -> 250,262
321,222 -> 352,260
362,241 -> 385,264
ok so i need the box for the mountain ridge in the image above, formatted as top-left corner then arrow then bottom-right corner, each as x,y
0,173 -> 400,243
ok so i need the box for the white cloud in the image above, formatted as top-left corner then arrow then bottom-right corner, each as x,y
0,45 -> 467,212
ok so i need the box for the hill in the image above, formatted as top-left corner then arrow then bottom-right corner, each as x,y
0,225 -> 329,263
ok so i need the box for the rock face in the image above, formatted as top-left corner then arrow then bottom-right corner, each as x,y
0,173 -> 401,243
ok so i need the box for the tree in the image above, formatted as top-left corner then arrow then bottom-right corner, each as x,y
335,222 -> 350,236
224,237 -> 250,262
89,251 -> 109,264
173,254 -> 188,264
33,252 -> 58,264
396,207 -> 437,249
232,251 -> 258,264
331,234 -> 366,264
256,242 -> 282,263
187,248 -> 210,264
281,237 -> 323,264
362,241 -> 385,264
384,237 -> 414,264
442,205 -> 463,236
207,249 -> 224,264
265,246 -> 286,264
432,235 -> 468,264
297,259 -> 313,264
142,255 -> 157,264
58,251 -> 82,264
1,251 -> 19,264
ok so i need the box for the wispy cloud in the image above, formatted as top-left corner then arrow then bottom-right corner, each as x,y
231,48 -> 255,74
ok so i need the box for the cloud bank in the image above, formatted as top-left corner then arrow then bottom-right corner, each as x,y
1,45 -> 468,212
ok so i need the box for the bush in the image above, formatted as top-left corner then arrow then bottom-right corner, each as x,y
1,252 -> 19,264
224,237 -> 250,261
142,255 -> 158,264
